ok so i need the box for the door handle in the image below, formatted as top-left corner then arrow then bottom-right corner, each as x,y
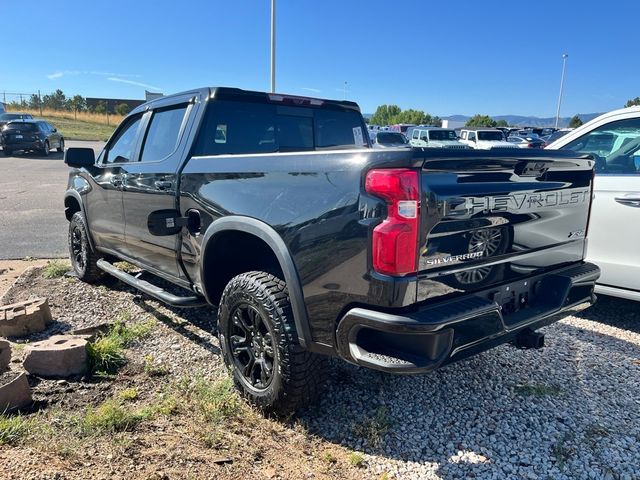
614,194 -> 640,208
154,180 -> 173,191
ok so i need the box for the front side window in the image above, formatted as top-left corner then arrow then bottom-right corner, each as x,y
140,105 -> 188,162
468,132 -> 476,141
562,117 -> 640,174
105,115 -> 142,164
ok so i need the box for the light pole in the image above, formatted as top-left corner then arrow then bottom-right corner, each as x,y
270,0 -> 276,93
343,81 -> 347,100
555,53 -> 568,129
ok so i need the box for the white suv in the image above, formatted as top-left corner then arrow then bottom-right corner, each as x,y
459,128 -> 515,150
407,127 -> 469,149
547,106 -> 640,301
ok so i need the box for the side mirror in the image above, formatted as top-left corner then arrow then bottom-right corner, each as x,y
64,147 -> 95,168
52,127 -> 57,132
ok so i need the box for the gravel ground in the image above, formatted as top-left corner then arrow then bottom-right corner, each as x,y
302,297 -> 640,479
2,265 -> 639,479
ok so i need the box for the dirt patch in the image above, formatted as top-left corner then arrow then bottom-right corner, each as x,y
0,266 -> 365,480
0,259 -> 50,299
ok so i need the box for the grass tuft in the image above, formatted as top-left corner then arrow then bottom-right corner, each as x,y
143,355 -> 170,377
348,452 -> 365,468
118,388 -> 139,401
352,406 -> 391,448
42,260 -> 70,279
87,317 -> 156,375
0,414 -> 34,445
322,452 -> 337,464
178,376 -> 242,424
79,398 -> 152,435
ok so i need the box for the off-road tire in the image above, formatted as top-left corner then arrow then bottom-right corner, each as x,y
217,271 -> 326,416
68,212 -> 103,283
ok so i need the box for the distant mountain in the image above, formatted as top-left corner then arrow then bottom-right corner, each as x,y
442,113 -> 602,128
363,113 -> 603,128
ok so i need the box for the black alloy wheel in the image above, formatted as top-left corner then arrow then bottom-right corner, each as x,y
228,302 -> 276,390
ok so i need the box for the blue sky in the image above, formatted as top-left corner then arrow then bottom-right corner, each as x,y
0,0 -> 637,117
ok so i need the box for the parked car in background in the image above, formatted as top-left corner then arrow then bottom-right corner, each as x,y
1,120 -> 64,156
0,112 -> 33,129
371,131 -> 410,148
507,135 -> 546,149
407,127 -> 469,149
542,129 -> 571,145
547,106 -> 640,301
459,128 -> 515,149
389,123 -> 416,134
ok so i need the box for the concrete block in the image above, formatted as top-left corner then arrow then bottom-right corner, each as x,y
0,372 -> 32,411
0,298 -> 52,338
0,339 -> 10,372
23,335 -> 88,378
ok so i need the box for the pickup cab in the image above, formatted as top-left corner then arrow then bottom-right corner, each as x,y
459,127 -> 516,149
64,87 -> 600,414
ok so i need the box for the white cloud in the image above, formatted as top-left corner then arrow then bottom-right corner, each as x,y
301,87 -> 321,93
46,70 -> 140,80
107,77 -> 162,91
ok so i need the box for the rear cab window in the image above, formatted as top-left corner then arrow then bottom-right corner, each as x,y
193,97 -> 368,156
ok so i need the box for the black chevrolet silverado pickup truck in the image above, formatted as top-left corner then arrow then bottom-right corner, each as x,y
63,87 -> 600,414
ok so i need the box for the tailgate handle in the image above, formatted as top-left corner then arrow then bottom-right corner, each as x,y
614,195 -> 640,208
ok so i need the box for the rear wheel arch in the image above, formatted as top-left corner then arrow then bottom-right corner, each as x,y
200,217 -> 311,347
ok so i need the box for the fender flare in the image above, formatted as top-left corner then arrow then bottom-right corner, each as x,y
199,216 -> 312,348
64,189 -> 95,250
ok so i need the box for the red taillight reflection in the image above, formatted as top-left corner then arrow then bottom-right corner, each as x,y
365,168 -> 420,276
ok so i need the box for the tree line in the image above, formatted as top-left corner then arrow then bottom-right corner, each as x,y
4,89 -> 132,118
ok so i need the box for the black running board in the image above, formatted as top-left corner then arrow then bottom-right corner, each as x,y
96,259 -> 207,308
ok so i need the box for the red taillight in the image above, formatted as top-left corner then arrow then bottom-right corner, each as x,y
365,168 -> 420,276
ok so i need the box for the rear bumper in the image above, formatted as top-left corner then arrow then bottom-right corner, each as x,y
336,262 -> 600,373
2,140 -> 43,151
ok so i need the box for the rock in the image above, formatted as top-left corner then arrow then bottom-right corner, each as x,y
0,298 -> 52,337
0,371 -> 32,411
71,323 -> 112,340
23,335 -> 88,377
0,339 -> 10,371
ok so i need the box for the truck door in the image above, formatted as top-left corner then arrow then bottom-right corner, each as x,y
559,116 -> 640,294
121,96 -> 199,279
85,113 -> 145,255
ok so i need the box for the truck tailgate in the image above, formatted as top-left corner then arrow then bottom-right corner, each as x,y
416,149 -> 595,303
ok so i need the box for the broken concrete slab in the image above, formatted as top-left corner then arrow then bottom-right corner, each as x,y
0,339 -> 10,372
23,335 -> 88,378
0,298 -> 53,337
0,371 -> 32,412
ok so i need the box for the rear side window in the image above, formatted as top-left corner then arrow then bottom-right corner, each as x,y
140,105 -> 188,162
193,100 -> 366,156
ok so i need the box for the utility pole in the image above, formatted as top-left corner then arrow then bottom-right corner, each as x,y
270,0 -> 276,93
343,81 -> 348,100
555,54 -> 568,129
